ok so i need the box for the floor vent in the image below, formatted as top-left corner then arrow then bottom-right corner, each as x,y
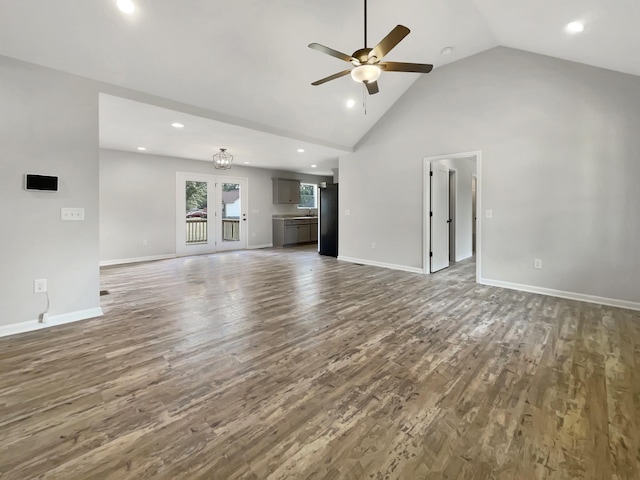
100,290 -> 110,296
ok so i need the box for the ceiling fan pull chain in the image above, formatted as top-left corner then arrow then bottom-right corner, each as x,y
363,82 -> 367,115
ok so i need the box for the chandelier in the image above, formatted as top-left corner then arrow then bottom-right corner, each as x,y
213,148 -> 233,170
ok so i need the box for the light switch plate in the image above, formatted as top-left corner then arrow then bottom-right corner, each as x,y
61,208 -> 84,221
485,209 -> 493,218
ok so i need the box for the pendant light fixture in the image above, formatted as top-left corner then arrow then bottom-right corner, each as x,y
213,148 -> 233,170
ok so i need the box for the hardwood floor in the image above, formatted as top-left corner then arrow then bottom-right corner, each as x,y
1,247 -> 639,479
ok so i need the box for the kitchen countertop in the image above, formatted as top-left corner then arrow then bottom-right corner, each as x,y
272,215 -> 318,220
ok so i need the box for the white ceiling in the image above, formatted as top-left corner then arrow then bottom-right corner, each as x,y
99,94 -> 347,176
1,0 -> 638,174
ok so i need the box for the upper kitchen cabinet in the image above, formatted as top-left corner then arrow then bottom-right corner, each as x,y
273,178 -> 301,204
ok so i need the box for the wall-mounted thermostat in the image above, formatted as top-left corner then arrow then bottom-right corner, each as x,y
25,174 -> 58,191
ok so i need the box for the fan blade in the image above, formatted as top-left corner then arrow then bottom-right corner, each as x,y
365,80 -> 379,95
308,43 -> 356,63
379,62 -> 433,73
311,70 -> 352,86
369,25 -> 410,61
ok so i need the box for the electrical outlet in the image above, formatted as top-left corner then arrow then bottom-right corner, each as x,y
371,242 -> 376,249
534,258 -> 543,269
61,208 -> 85,221
34,279 -> 47,293
142,239 -> 148,246
345,209 -> 351,216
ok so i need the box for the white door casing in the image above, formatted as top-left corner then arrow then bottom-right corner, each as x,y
422,150 -> 482,282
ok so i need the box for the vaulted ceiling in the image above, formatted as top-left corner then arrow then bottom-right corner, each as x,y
1,0 -> 638,172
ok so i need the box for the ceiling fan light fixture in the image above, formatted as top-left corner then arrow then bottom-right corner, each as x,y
213,148 -> 233,170
565,21 -> 584,34
117,0 -> 135,15
351,64 -> 381,84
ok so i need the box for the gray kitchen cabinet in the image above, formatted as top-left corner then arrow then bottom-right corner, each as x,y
272,178 -> 301,204
310,221 -> 318,242
273,217 -> 318,246
286,224 -> 310,244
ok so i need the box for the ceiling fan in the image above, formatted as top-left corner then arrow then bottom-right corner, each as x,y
308,0 -> 433,95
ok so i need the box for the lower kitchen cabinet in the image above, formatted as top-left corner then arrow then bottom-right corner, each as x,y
273,217 -> 318,247
285,224 -> 310,244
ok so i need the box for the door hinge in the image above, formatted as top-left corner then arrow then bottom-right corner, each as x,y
429,251 -> 433,257
430,171 -> 433,177
430,211 -> 433,217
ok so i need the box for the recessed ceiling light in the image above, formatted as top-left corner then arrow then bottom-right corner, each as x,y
297,148 -> 305,153
137,147 -> 146,151
171,122 -> 184,128
565,21 -> 584,34
117,0 -> 135,15
346,99 -> 356,109
311,165 -> 317,168
440,47 -> 454,56
244,161 -> 250,164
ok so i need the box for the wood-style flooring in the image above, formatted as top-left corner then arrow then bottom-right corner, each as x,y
1,247 -> 639,479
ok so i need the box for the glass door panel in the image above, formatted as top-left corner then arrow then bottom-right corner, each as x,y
185,180 -> 208,244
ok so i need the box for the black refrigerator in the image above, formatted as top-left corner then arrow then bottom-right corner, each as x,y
319,183 -> 338,257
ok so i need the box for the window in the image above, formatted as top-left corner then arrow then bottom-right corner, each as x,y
298,183 -> 317,208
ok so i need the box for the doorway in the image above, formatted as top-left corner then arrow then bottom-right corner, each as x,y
176,172 -> 248,257
423,151 -> 481,281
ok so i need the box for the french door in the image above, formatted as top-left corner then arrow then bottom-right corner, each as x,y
176,172 -> 248,257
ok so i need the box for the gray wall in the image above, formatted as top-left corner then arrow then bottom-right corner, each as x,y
0,57 -> 100,327
100,149 -> 330,262
340,47 -> 640,304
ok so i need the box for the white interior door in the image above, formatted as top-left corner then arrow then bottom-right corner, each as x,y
176,172 -> 216,257
431,164 -> 450,272
216,178 -> 248,251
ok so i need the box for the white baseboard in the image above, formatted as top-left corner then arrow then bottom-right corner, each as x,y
247,243 -> 273,250
479,278 -> 640,312
0,307 -> 104,338
338,256 -> 424,274
100,254 -> 177,267
455,253 -> 473,262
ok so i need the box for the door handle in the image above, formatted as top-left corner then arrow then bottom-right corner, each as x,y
447,219 -> 452,223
